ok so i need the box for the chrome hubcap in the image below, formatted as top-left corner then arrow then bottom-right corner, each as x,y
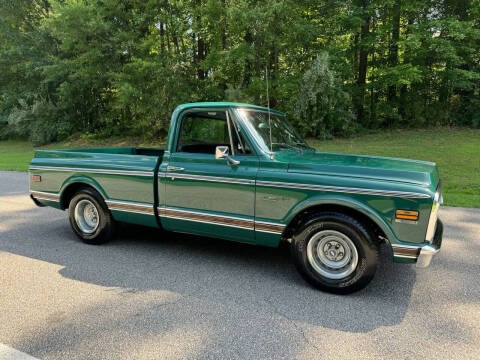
307,230 -> 358,279
74,199 -> 99,234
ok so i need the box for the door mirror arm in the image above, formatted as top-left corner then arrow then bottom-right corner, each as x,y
215,146 -> 240,166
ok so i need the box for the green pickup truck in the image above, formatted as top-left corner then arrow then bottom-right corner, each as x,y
29,102 -> 443,294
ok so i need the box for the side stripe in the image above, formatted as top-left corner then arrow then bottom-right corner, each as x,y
256,180 -> 431,199
105,200 -> 155,215
29,166 -> 153,177
159,207 -> 286,234
29,166 -> 429,199
165,172 -> 254,185
255,221 -> 286,234
29,190 -> 285,235
160,207 -> 254,230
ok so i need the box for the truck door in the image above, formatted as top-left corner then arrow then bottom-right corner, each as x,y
161,108 -> 259,243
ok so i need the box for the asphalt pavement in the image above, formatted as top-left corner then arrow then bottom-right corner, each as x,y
1,171 -> 479,359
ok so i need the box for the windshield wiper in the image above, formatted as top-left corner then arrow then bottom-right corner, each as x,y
271,142 -> 303,152
294,142 -> 314,150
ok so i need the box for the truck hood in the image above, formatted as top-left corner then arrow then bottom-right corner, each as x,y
277,151 -> 439,189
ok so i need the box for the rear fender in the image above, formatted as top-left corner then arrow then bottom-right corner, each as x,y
59,175 -> 108,209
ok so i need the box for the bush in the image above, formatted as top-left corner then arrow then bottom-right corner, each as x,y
8,100 -> 72,146
296,52 -> 355,139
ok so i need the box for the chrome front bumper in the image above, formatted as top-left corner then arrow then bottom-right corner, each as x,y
416,219 -> 443,268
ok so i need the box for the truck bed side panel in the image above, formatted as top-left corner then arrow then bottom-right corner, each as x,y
29,149 -> 161,228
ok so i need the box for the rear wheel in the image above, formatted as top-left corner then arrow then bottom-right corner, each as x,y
291,212 -> 378,294
68,188 -> 115,245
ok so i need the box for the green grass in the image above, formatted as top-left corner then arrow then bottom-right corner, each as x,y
1,127 -> 479,207
0,136 -> 165,172
308,128 -> 480,208
0,140 -> 35,172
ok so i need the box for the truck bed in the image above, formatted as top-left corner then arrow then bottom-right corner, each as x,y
31,147 -> 164,172
29,147 -> 165,221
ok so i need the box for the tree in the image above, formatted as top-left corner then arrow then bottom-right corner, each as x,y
0,0 -> 479,144
296,53 -> 354,139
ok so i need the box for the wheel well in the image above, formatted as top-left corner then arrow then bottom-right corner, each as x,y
284,204 -> 387,245
60,183 -> 100,209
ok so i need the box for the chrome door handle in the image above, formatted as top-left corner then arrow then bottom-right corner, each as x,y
167,166 -> 184,172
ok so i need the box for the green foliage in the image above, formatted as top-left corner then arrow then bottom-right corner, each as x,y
296,53 -> 354,139
0,0 -> 479,143
8,100 -> 71,145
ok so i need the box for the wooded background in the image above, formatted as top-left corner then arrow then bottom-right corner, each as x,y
1,0 -> 479,145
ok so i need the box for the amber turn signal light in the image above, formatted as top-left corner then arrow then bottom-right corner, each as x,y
395,210 -> 419,221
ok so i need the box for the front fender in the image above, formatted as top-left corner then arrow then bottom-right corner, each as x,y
284,194 -> 399,245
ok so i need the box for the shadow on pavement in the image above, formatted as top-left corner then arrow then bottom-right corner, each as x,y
1,204 -> 416,335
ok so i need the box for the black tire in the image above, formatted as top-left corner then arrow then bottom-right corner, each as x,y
291,212 -> 378,294
67,188 -> 116,245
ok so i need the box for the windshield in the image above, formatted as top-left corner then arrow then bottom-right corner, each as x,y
236,109 -> 310,153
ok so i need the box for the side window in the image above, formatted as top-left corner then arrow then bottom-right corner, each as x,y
177,112 -> 230,154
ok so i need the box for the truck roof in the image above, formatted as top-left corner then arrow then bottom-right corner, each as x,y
174,102 -> 285,116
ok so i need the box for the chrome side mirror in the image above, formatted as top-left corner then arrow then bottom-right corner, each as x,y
215,146 -> 240,165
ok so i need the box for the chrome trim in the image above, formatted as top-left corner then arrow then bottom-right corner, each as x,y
394,219 -> 418,224
163,214 -> 253,230
255,220 -> 286,235
160,206 -> 255,230
159,207 -> 285,234
425,180 -> 442,243
226,110 -> 236,156
391,241 -> 441,267
105,200 -> 155,216
256,180 -> 431,199
32,197 -> 58,202
29,166 -> 153,177
255,229 -> 283,235
166,166 -> 184,172
394,254 -> 418,259
163,207 -> 252,222
166,173 -> 430,199
30,191 -> 60,202
416,245 -> 440,268
392,244 -> 421,258
391,244 -> 421,249
166,172 -> 254,185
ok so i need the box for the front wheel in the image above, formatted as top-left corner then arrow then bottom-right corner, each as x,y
291,212 -> 378,294
68,188 -> 116,245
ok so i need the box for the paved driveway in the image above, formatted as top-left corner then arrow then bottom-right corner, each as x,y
0,171 -> 479,359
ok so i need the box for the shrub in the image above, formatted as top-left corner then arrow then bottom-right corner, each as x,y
8,100 -> 72,146
296,52 -> 355,139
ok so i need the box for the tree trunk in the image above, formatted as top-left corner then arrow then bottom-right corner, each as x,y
387,0 -> 401,103
243,30 -> 253,87
160,23 -> 165,54
356,0 -> 370,125
197,37 -> 205,80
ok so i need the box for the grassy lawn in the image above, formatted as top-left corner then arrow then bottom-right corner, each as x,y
309,128 -> 480,208
0,140 -> 36,172
0,136 -> 163,172
1,127 -> 479,207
